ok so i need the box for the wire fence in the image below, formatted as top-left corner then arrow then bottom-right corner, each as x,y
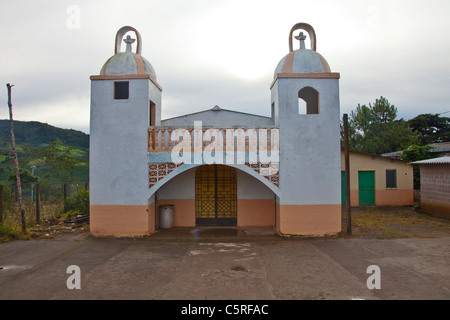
0,181 -> 89,227
2,181 -> 88,202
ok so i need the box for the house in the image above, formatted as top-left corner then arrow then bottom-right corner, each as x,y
382,142 -> 450,159
341,151 -> 414,207
412,156 -> 450,218
89,23 -> 342,237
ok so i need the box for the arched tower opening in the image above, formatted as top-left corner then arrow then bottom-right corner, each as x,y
298,86 -> 319,115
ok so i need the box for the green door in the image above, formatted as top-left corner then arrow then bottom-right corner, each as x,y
358,171 -> 375,206
341,171 -> 346,206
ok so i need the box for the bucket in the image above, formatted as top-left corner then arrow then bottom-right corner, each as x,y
159,205 -> 174,229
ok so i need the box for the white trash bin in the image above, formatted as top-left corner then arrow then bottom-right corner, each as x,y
159,205 -> 174,229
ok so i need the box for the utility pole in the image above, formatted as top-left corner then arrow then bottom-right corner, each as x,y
30,165 -> 36,201
7,83 -> 27,233
343,114 -> 351,235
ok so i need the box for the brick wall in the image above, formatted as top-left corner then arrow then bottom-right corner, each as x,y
420,164 -> 450,218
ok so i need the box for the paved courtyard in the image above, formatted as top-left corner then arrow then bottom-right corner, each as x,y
0,227 -> 449,301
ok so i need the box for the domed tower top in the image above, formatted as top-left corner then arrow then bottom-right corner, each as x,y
99,26 -> 157,81
274,23 -> 332,78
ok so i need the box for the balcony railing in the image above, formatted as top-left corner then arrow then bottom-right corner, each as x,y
147,126 -> 279,154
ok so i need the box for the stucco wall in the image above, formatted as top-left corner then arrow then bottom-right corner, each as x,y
340,151 -> 414,206
154,166 -> 276,227
90,78 -> 155,206
90,78 -> 162,236
273,77 -> 341,206
161,109 -> 272,127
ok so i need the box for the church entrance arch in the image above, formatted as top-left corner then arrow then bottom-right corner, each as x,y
195,165 -> 237,226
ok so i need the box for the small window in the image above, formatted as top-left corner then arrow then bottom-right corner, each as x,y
271,102 -> 275,124
298,86 -> 319,114
114,81 -> 129,100
386,169 -> 397,189
149,101 -> 156,126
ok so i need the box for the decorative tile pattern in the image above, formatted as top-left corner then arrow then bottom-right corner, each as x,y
149,163 -> 183,188
245,162 -> 280,188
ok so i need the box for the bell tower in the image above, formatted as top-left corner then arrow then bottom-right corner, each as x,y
89,26 -> 162,236
271,23 -> 341,236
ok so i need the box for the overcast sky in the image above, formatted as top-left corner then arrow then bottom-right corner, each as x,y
1,0 -> 449,134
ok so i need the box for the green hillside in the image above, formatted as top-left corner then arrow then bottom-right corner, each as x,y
0,120 -> 89,184
0,120 -> 88,149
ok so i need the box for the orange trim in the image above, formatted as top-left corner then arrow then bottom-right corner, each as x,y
289,23 -> 317,52
277,72 -> 340,79
270,72 -> 340,89
100,56 -> 113,75
90,74 -> 163,91
134,54 -> 146,74
317,53 -> 331,73
281,52 -> 295,73
115,26 -> 142,55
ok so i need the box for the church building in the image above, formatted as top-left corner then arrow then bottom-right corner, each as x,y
89,23 -> 342,237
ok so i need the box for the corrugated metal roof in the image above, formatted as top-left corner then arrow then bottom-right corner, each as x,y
411,156 -> 450,165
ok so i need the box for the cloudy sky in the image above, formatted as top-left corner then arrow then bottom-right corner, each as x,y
1,0 -> 449,134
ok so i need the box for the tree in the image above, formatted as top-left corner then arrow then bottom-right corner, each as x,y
343,96 -> 420,155
400,145 -> 432,190
8,168 -> 39,188
33,141 -> 77,181
408,113 -> 450,145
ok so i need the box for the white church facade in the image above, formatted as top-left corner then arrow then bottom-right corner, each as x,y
89,23 -> 342,237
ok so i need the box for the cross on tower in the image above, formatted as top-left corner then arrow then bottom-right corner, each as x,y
123,35 -> 136,52
295,31 -> 307,49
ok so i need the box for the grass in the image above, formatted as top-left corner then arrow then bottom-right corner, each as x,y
0,200 -> 65,242
343,206 -> 450,239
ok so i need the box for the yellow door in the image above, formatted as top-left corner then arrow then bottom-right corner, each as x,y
195,165 -> 237,226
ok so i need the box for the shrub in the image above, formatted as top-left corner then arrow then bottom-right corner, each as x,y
0,221 -> 30,241
63,188 -> 89,216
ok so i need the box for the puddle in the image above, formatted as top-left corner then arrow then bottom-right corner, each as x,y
0,265 -> 33,271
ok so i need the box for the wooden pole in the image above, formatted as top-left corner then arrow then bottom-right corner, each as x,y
343,114 -> 351,235
64,183 -> 68,200
7,83 -> 27,233
0,185 -> 4,224
36,183 -> 40,224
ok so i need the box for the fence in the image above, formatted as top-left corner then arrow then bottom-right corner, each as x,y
0,181 -> 88,224
2,181 -> 88,202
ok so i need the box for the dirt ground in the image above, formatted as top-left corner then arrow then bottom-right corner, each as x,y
341,206 -> 450,239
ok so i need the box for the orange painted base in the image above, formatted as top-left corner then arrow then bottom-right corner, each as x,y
238,199 -> 275,226
276,204 -> 341,236
348,189 -> 414,206
154,199 -> 276,227
375,189 -> 414,206
90,205 -> 153,237
156,199 -> 195,227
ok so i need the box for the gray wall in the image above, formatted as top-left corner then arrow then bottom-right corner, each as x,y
272,77 -> 341,205
162,109 -> 272,128
90,78 -> 161,205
